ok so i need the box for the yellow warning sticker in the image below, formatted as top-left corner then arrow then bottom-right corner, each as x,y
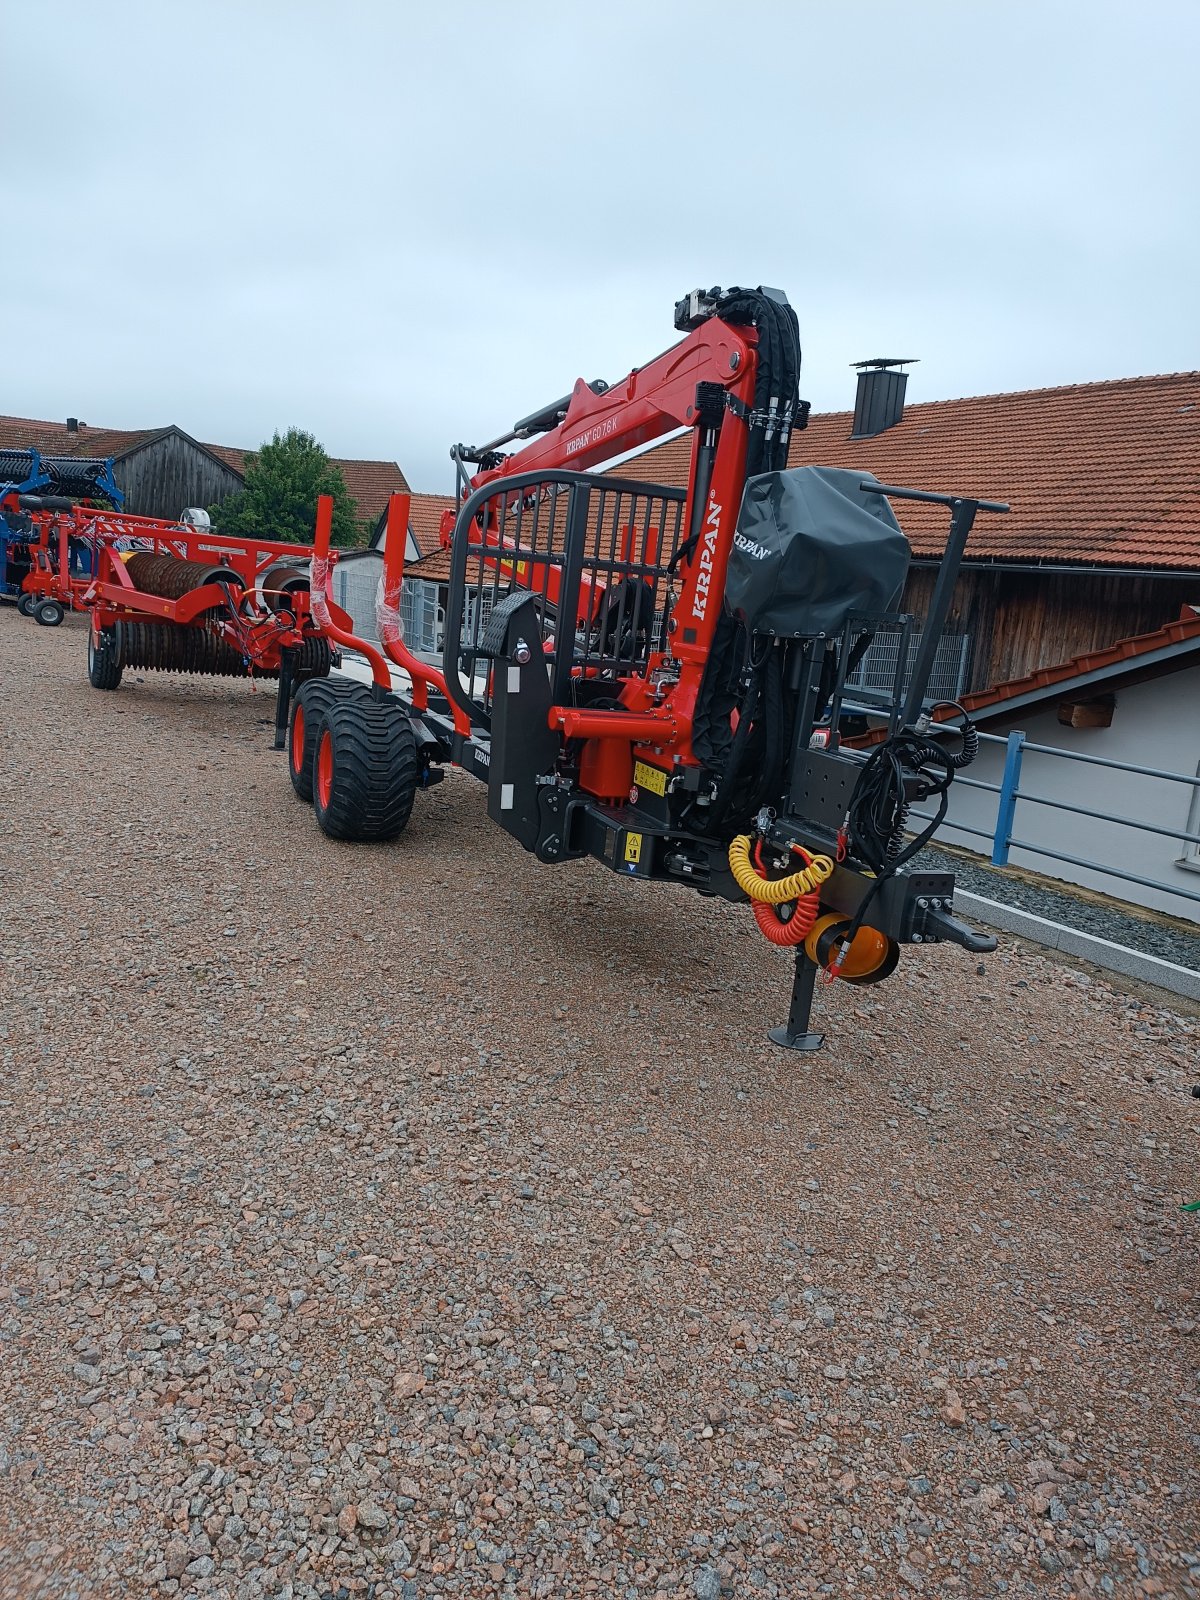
633,760 -> 668,798
624,832 -> 643,864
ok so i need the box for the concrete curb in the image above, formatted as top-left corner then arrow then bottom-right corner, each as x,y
956,890 -> 1200,1000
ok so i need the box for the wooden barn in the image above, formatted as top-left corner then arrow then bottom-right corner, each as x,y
0,414 -> 411,535
388,366 -> 1200,696
0,416 -> 244,519
592,365 -> 1200,697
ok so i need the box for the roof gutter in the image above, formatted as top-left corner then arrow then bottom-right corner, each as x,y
911,557 -> 1200,580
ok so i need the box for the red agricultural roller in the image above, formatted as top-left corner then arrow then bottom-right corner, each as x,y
70,505 -> 349,745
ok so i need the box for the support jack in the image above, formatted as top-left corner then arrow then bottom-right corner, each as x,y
769,950 -> 824,1052
273,647 -> 298,751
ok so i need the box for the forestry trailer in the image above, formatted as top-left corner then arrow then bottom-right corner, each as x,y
286,284 -> 1005,1049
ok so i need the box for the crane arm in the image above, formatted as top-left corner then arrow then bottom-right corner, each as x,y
455,315 -> 759,491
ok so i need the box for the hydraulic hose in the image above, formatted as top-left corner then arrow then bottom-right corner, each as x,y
728,836 -> 834,903
752,881 -> 821,947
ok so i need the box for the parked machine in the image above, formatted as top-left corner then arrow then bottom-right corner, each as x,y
286,284 -> 1008,1048
0,448 -> 124,624
78,509 -> 346,743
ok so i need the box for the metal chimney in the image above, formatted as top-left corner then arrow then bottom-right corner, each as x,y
66,417 -> 79,433
850,358 -> 917,438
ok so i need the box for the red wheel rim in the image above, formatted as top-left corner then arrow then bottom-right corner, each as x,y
317,728 -> 333,809
291,703 -> 305,775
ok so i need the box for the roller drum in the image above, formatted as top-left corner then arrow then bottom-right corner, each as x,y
124,551 -> 246,602
259,560 -> 310,613
113,621 -> 331,680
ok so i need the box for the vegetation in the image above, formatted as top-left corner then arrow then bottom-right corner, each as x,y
209,428 -> 360,547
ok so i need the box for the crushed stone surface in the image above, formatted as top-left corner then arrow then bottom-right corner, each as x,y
2,608 -> 1200,1600
919,846 -> 1200,974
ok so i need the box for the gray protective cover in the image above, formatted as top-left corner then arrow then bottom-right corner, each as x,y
725,466 -> 910,636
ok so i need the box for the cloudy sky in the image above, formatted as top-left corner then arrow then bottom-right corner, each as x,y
4,0 -> 1197,490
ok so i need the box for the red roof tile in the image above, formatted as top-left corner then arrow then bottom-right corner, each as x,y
404,493 -> 456,562
0,413 -> 168,460
328,458 -> 410,522
612,372 -> 1200,571
202,442 -> 248,474
406,548 -> 453,581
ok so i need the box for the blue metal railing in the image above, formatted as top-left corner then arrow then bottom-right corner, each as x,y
912,729 -> 1200,912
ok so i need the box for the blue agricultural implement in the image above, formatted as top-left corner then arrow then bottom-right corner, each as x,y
0,447 -> 124,625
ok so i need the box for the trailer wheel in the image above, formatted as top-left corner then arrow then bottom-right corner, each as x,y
87,623 -> 124,690
17,592 -> 35,617
288,676 -> 368,802
312,697 -> 418,842
35,599 -> 65,627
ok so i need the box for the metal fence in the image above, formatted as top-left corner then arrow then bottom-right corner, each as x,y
331,551 -> 382,644
332,557 -> 445,658
916,729 -> 1200,912
401,578 -> 442,656
846,629 -> 971,706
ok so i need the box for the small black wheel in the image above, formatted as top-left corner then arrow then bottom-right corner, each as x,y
16,592 -> 35,617
312,696 -> 418,841
288,677 -> 369,802
35,599 -> 65,627
88,622 -> 124,690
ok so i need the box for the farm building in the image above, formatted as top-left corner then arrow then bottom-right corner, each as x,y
615,364 -> 1200,700
381,365 -> 1200,916
383,366 -> 1200,693
0,414 -> 411,533
0,417 -> 242,520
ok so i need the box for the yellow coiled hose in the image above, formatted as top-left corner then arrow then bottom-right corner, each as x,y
728,835 -> 835,903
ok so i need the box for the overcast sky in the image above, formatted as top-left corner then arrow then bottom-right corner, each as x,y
4,0 -> 1197,490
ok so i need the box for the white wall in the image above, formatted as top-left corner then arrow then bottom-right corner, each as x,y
938,664 -> 1200,921
374,524 -> 421,563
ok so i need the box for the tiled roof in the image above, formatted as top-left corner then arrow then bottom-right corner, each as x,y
0,413 -> 170,460
406,540 -> 454,583
329,458 -> 410,522
406,499 -> 457,582
202,442 -> 248,474
405,492 -> 455,560
614,372 -> 1200,570
0,412 -> 412,526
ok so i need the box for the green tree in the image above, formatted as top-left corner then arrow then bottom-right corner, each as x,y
210,428 -> 360,547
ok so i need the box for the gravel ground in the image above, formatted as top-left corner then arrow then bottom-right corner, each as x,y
920,846 -> 1200,974
3,608 -> 1200,1600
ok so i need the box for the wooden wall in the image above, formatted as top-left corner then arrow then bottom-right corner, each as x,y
115,433 -> 242,520
902,565 -> 1200,692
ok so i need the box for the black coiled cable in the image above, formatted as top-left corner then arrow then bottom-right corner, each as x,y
840,718 -> 978,949
929,702 -> 979,769
849,731 -> 956,877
